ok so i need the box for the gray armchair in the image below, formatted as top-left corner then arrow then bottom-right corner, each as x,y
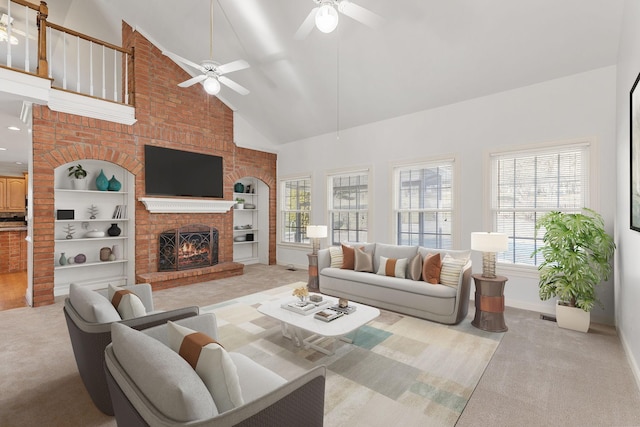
104,314 -> 326,426
63,283 -> 199,415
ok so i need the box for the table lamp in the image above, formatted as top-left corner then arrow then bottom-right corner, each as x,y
471,232 -> 508,278
307,225 -> 327,254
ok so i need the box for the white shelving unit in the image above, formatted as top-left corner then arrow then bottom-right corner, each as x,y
233,177 -> 269,265
53,160 -> 135,296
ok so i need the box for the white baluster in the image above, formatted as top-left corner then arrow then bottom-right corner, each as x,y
63,32 -> 67,89
24,5 -> 29,72
89,42 -> 93,96
102,45 -> 106,99
113,49 -> 117,101
76,36 -> 80,91
47,26 -> 52,78
7,1 -> 11,68
125,53 -> 129,104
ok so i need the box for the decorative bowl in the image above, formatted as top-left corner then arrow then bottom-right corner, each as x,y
85,230 -> 105,238
244,203 -> 256,209
234,236 -> 247,242
74,253 -> 86,264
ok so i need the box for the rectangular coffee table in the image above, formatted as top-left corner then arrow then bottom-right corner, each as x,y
258,296 -> 380,356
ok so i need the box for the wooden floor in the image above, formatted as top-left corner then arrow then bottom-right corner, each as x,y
0,271 -> 27,311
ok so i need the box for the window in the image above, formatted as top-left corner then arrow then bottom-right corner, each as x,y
328,171 -> 369,244
280,177 -> 311,244
394,160 -> 454,248
491,142 -> 590,266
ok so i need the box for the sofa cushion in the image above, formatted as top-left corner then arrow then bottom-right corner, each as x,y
373,243 -> 418,273
407,254 -> 422,281
229,353 -> 287,403
418,247 -> 471,261
376,256 -> 407,278
69,283 -> 121,323
329,246 -> 343,268
440,254 -> 467,288
341,244 -> 356,270
108,284 -> 147,320
110,322 -> 217,421
354,247 -> 373,272
167,321 -> 244,413
422,253 -> 442,285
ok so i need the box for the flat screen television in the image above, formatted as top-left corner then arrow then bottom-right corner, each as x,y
144,145 -> 224,198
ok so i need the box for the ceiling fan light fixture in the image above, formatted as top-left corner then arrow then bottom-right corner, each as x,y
203,77 -> 221,95
315,3 -> 339,33
0,28 -> 18,45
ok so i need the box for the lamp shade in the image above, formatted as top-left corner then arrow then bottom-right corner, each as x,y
471,232 -> 508,253
203,77 -> 221,95
307,225 -> 328,238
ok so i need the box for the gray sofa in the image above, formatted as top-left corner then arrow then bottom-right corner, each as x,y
318,243 -> 472,325
104,313 -> 326,426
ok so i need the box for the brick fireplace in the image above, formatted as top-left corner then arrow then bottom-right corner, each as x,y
159,224 -> 219,271
29,24 -> 277,306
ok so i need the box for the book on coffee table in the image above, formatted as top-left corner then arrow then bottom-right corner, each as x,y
281,300 -> 332,315
314,309 -> 344,322
330,305 -> 357,315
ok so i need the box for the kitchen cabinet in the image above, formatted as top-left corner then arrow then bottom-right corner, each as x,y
0,177 -> 26,211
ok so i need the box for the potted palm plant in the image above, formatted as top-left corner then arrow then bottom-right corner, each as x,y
533,208 -> 615,332
68,164 -> 89,190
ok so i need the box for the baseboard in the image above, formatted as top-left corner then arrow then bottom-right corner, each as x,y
619,328 -> 640,393
276,261 -> 309,271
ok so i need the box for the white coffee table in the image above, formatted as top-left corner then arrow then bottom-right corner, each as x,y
258,296 -> 380,356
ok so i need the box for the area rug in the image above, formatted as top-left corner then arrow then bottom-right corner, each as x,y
200,283 -> 504,426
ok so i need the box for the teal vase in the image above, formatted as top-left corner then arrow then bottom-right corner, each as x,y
95,169 -> 109,191
108,175 -> 121,191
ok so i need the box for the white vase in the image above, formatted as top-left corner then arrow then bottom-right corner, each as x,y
71,177 -> 89,190
556,301 -> 590,333
111,244 -> 121,260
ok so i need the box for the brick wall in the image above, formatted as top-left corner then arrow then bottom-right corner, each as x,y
30,23 -> 276,307
0,230 -> 27,272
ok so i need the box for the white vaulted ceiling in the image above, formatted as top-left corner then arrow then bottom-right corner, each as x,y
43,0 -> 626,146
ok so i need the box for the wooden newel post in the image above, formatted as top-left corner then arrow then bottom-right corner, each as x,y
37,1 -> 49,78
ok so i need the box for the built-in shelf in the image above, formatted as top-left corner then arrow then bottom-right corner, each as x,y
55,259 -> 128,270
55,219 -> 129,223
233,178 -> 268,265
55,236 -> 129,243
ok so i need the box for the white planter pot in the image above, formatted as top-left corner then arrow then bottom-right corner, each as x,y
556,302 -> 590,333
71,178 -> 89,190
235,203 -> 244,210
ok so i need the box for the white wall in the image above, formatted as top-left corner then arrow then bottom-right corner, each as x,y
277,66 -> 618,324
615,0 -> 640,388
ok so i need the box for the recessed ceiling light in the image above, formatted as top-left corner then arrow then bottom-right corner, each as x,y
15,161 -> 22,165
0,148 -> 7,151
7,126 -> 20,131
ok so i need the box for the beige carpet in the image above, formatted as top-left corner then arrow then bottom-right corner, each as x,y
200,283 -> 503,426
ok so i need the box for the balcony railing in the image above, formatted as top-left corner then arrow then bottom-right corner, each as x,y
0,0 -> 134,106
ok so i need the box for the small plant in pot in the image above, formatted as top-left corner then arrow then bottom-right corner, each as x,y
533,208 -> 615,332
68,164 -> 89,190
235,198 -> 245,209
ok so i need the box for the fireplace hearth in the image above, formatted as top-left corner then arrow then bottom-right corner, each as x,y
159,224 -> 219,271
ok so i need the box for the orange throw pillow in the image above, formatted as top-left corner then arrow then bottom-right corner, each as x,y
341,244 -> 356,269
422,253 -> 442,284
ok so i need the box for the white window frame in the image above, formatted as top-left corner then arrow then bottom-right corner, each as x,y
326,168 -> 371,246
392,157 -> 457,249
279,175 -> 311,247
487,138 -> 596,273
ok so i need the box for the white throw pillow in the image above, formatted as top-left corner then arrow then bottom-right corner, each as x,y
376,256 -> 408,278
167,321 -> 244,413
440,254 -> 467,288
329,246 -> 343,268
108,284 -> 147,320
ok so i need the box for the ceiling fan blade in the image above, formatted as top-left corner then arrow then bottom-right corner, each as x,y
294,7 -> 319,40
217,59 -> 250,75
178,74 -> 207,88
338,1 -> 384,29
219,76 -> 250,95
162,50 -> 206,73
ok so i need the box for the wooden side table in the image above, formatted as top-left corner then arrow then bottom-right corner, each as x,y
307,253 -> 319,292
471,274 -> 508,332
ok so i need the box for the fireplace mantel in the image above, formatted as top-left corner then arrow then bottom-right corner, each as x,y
139,197 -> 235,213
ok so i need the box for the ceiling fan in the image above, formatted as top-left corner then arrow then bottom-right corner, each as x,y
294,0 -> 384,40
162,0 -> 249,96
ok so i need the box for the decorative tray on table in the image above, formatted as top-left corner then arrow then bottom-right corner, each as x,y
281,299 -> 332,315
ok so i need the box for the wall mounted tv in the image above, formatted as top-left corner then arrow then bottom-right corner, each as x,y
144,145 -> 224,198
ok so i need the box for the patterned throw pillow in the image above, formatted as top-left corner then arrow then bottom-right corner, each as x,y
108,284 -> 146,320
376,256 -> 408,278
422,253 -> 442,284
341,244 -> 356,269
407,254 -> 422,281
329,246 -> 343,268
167,321 -> 244,413
440,254 -> 468,288
354,247 -> 373,272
